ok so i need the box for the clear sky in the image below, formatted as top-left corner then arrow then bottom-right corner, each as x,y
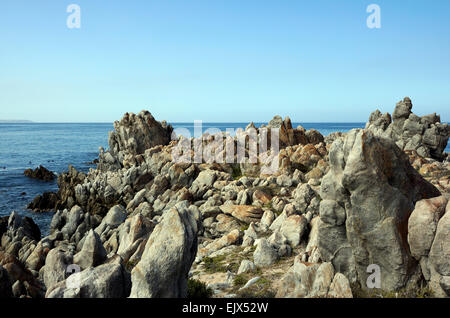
1,0 -> 449,123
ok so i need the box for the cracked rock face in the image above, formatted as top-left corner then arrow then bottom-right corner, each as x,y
366,97 -> 450,161
129,201 -> 200,298
108,110 -> 173,159
317,129 -> 441,291
408,196 -> 450,297
96,110 -> 173,173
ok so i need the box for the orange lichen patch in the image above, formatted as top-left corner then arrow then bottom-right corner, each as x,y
219,205 -> 264,224
253,189 -> 272,204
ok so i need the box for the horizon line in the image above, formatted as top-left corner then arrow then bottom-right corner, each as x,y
0,121 -> 369,124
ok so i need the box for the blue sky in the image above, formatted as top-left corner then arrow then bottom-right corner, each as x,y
1,0 -> 449,123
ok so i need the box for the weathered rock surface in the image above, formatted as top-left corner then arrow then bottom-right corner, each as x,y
253,238 -> 279,267
219,205 -> 264,224
408,196 -> 447,260
278,214 -> 308,247
129,201 -> 200,298
42,246 -> 74,291
276,257 -> 351,298
366,97 -> 450,161
103,110 -> 173,171
317,129 -> 441,290
427,200 -> 450,297
46,263 -> 130,298
197,229 -> 241,261
73,230 -> 107,269
238,260 -> 256,274
9,105 -> 449,299
267,115 -> 324,148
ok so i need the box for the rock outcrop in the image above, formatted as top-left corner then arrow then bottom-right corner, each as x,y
129,201 -> 200,298
8,103 -> 449,299
266,115 -> 324,148
276,257 -> 352,298
408,196 -> 450,297
27,192 -> 58,212
24,165 -> 55,181
100,110 -> 173,172
366,97 -> 450,161
317,129 -> 441,290
0,212 -> 45,298
27,165 -> 87,213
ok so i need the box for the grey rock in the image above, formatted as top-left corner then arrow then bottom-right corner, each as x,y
366,97 -> 450,160
61,206 -> 84,239
46,263 -> 130,298
73,230 -> 107,269
129,201 -> 200,298
108,110 -> 173,158
276,258 -> 335,298
237,260 -> 256,274
239,277 -> 260,290
429,208 -> 450,276
43,247 -> 74,290
279,214 -> 308,247
95,205 -> 127,235
439,276 -> 450,296
253,238 -> 279,267
408,196 -> 447,260
317,129 -> 441,290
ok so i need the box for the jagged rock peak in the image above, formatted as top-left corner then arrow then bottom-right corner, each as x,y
108,110 -> 173,156
366,97 -> 450,161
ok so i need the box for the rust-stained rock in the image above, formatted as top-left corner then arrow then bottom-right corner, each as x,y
219,205 -> 264,224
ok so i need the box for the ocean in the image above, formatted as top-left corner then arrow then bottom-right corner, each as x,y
1,122 -> 447,236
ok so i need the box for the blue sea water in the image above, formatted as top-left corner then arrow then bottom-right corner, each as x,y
0,122 -> 447,236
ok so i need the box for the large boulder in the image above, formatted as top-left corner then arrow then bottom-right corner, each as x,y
279,214 -> 308,247
95,205 -> 127,235
46,263 -> 130,298
42,247 -> 74,291
408,196 -> 447,260
276,258 -> 351,298
116,213 -> 154,262
73,230 -> 107,270
317,129 -> 441,290
129,201 -> 200,298
253,238 -> 279,267
428,201 -> 450,297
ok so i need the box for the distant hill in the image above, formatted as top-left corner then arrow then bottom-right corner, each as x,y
0,120 -> 34,123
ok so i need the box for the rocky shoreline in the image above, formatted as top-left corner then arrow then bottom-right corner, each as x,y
1,98 -> 449,298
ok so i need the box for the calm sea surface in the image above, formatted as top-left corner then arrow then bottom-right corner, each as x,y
1,122 -> 446,235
